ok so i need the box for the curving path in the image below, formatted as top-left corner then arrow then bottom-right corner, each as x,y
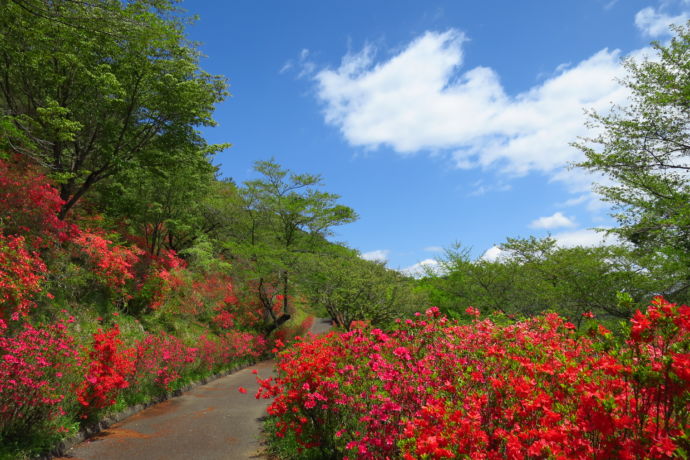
57,319 -> 331,460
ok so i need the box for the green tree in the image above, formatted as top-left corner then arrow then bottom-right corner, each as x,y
231,160 -> 357,332
0,0 -> 227,218
418,237 -> 665,326
574,22 -> 690,296
499,237 -> 658,323
97,145 -> 219,256
302,250 -> 421,331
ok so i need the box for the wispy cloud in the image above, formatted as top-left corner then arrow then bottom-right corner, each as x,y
635,6 -> 689,37
558,195 -> 589,207
603,0 -> 620,11
468,179 -> 512,197
280,48 -> 317,78
361,249 -> 390,262
530,212 -> 576,230
552,228 -> 617,247
279,61 -> 293,74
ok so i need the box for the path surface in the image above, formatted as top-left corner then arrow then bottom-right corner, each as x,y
309,317 -> 332,335
58,318 -> 331,460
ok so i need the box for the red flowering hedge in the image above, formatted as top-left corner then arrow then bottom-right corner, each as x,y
0,155 -> 76,247
258,298 -> 690,459
0,154 -> 314,456
0,234 -> 47,320
77,324 -> 135,419
0,318 -> 82,441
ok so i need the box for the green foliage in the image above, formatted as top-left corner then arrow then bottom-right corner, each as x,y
0,0 -> 228,217
574,22 -> 690,292
229,159 -> 358,330
418,237 -> 669,328
97,146 -> 220,256
242,159 -> 357,251
301,249 -> 422,330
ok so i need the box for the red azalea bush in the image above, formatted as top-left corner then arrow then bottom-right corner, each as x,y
129,329 -> 266,394
0,155 -> 278,453
129,332 -> 195,392
0,155 -> 75,247
0,234 -> 47,320
0,319 -> 83,440
258,298 -> 690,459
72,230 -> 144,296
133,249 -> 188,312
196,331 -> 268,373
272,315 -> 316,350
224,330 -> 268,360
77,324 -> 134,419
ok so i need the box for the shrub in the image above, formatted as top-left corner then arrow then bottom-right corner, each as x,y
0,234 -> 47,320
259,299 -> 690,459
0,155 -> 75,247
77,324 -> 134,421
0,319 -> 82,443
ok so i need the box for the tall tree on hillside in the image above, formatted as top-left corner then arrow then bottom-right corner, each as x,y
574,22 -> 690,293
97,145 -> 219,256
0,0 -> 227,218
237,160 -> 357,331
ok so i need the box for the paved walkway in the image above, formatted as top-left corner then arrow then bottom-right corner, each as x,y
58,319 -> 331,460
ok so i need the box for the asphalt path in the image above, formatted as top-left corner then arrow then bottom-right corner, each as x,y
58,318 -> 332,460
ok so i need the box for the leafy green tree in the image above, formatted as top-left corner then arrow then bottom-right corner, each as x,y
97,146 -> 219,256
229,160 -> 357,332
302,250 -> 421,331
418,237 -> 666,326
574,22 -> 690,295
416,243 -> 484,317
0,0 -> 227,218
499,237 -> 659,323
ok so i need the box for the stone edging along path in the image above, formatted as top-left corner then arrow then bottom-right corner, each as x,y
40,359 -> 261,459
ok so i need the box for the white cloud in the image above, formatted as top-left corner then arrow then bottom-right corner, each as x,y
313,29 -> 633,200
481,230 -> 616,262
603,0 -> 620,11
281,48 -> 317,78
552,229 -> 616,247
530,212 -> 576,230
279,61 -> 293,74
424,246 -> 444,252
635,6 -> 689,37
361,249 -> 389,262
558,194 -> 588,207
401,258 -> 439,277
468,179 -> 512,196
481,246 -> 504,262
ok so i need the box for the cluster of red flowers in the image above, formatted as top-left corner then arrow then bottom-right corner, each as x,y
77,325 -> 134,417
259,299 -> 690,459
0,319 -> 82,437
0,234 -> 47,320
0,155 -> 76,247
73,230 -> 144,293
0,315 -> 272,440
0,154 -> 320,454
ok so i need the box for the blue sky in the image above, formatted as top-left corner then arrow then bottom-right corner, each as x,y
185,0 -> 690,274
